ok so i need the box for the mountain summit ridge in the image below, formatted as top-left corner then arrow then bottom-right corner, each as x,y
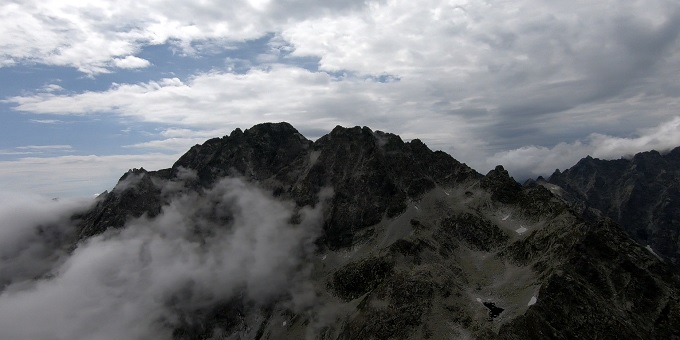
80,122 -> 480,249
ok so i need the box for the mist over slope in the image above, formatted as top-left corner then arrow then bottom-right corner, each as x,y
0,193 -> 91,291
0,176 -> 330,339
1,122 -> 679,339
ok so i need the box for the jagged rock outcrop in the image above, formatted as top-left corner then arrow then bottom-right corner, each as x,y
77,167 -> 164,238
72,123 -> 680,339
548,147 -> 680,266
482,165 -> 523,204
172,122 -> 312,186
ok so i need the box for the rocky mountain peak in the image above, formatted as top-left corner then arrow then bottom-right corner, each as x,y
78,167 -> 162,238
172,122 -> 311,185
669,146 -> 680,158
78,123 -> 480,250
118,167 -> 148,181
481,165 -> 522,204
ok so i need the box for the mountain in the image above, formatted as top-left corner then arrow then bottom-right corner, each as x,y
547,148 -> 680,267
80,123 -> 478,249
27,123 -> 680,339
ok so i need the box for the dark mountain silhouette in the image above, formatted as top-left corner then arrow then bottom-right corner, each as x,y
73,123 -> 680,339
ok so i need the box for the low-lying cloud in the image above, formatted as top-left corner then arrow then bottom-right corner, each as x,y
488,116 -> 680,180
0,193 -> 92,291
0,175 -> 331,340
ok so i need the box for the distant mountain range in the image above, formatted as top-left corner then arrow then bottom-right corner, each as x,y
9,123 -> 680,339
545,147 -> 680,267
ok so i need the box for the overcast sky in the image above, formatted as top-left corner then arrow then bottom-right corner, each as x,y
2,0 -> 680,197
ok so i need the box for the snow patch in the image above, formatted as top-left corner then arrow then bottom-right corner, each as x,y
475,297 -> 482,303
515,226 -> 528,234
528,296 -> 537,306
502,214 -> 511,221
282,321 -> 287,327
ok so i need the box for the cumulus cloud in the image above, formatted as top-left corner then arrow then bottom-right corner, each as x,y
488,116 -> 680,179
0,0 -> 366,74
5,1 -> 680,129
113,55 -> 151,69
3,65 -> 485,157
0,176 -> 331,340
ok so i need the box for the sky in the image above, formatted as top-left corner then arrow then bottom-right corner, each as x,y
2,0 -> 680,197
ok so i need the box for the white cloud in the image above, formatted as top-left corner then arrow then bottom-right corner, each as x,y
30,119 -> 63,124
113,55 -> 151,69
0,145 -> 72,156
0,0 -> 367,74
590,116 -> 680,158
4,64 -> 485,156
16,145 -> 72,150
7,56 -> 680,180
42,84 -> 64,93
0,150 -> 34,156
0,153 -> 179,198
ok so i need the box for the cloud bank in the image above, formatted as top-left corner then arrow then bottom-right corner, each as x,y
489,116 -> 680,179
0,176 -> 330,339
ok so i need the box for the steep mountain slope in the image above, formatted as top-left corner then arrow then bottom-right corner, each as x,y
73,123 -> 680,339
548,147 -> 680,266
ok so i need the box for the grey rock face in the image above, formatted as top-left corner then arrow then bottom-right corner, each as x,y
548,147 -> 680,266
